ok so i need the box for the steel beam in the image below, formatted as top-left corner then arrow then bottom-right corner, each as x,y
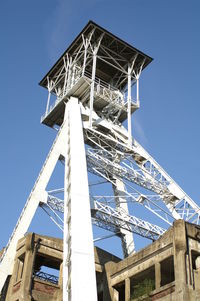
63,98 -> 97,301
92,201 -> 165,241
113,178 -> 135,256
0,117 -> 69,292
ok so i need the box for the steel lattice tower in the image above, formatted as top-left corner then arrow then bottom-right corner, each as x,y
0,21 -> 200,300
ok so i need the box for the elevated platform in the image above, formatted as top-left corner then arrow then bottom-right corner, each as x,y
41,74 -> 139,128
39,21 -> 153,129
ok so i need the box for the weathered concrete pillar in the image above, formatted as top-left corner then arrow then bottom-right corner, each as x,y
3,276 -> 12,301
155,262 -> 161,290
173,220 -> 189,300
113,288 -> 119,301
55,262 -> 63,301
59,262 -> 63,287
102,271 -> 111,301
21,233 -> 35,301
5,256 -> 21,300
103,262 -> 114,301
125,277 -> 130,301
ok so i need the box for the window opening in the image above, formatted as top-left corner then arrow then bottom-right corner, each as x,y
33,254 -> 61,285
130,266 -> 155,300
15,253 -> 25,282
113,281 -> 125,301
191,250 -> 200,270
160,256 -> 174,286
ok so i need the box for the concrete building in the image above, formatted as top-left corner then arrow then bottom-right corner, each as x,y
2,220 -> 200,300
0,233 -> 120,301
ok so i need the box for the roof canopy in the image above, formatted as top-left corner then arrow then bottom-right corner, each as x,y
40,21 -> 153,90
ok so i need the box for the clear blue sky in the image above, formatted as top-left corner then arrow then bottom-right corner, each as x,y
1,0 -> 200,257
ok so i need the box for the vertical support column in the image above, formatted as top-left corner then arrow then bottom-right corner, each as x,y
127,64 -> 132,145
63,97 -> 97,301
125,278 -> 130,301
113,288 -> 119,301
155,262 -> 161,290
82,29 -> 95,77
21,233 -> 35,301
89,34 -> 103,128
45,76 -> 51,116
89,50 -> 97,127
67,57 -> 73,89
135,57 -> 145,108
173,220 -> 189,300
113,178 -> 135,257
82,42 -> 88,77
103,261 -> 114,301
71,65 -> 76,86
63,105 -> 70,301
136,77 -> 140,107
63,55 -> 69,94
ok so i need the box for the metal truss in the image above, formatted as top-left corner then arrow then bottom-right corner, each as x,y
40,200 -> 64,232
1,21 -> 199,301
92,194 -> 174,226
46,194 -> 64,212
84,125 -> 200,226
40,60 -> 200,256
87,148 -> 168,195
92,201 -> 165,241
86,149 -> 175,225
44,194 -> 166,242
41,24 -> 142,128
131,142 -> 200,224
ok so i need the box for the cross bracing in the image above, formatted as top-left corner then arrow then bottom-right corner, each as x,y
86,148 -> 169,195
45,113 -> 200,232
84,125 -> 200,225
92,201 -> 166,241
43,194 -> 166,241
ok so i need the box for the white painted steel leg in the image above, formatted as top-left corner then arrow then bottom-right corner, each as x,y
113,178 -> 135,257
0,118 -> 69,292
89,52 -> 97,127
127,64 -> 132,145
63,97 -> 97,301
136,77 -> 139,106
45,90 -> 51,115
82,42 -> 88,77
67,57 -> 73,89
45,76 -> 51,115
63,55 -> 69,94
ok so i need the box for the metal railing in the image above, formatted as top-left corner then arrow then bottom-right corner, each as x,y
41,68 -> 132,123
33,271 -> 59,285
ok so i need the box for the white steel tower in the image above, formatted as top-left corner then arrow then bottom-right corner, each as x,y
0,21 -> 200,300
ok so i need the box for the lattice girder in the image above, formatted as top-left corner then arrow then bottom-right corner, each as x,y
82,113 -> 200,226
45,194 -> 166,241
